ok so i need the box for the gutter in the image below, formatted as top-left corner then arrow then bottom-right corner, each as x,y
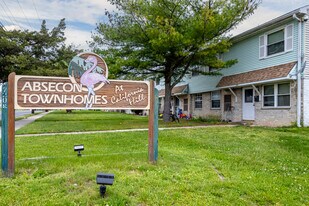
293,10 -> 308,127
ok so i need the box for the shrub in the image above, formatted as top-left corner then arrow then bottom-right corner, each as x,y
196,115 -> 221,123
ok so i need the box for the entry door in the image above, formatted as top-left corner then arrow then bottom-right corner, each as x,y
243,88 -> 255,120
174,97 -> 179,114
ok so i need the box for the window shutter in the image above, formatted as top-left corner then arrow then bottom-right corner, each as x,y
285,24 -> 293,52
259,35 -> 266,59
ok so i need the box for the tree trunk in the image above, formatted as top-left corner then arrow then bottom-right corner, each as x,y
163,75 -> 172,122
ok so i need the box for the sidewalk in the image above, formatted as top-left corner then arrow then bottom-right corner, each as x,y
16,124 -> 236,137
15,112 -> 50,130
0,112 -> 50,138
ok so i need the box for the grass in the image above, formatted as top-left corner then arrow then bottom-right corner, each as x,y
1,123 -> 309,205
16,110 -> 225,135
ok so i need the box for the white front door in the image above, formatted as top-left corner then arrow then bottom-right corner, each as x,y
243,88 -> 255,120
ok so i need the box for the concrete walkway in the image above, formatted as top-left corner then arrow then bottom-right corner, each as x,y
15,112 -> 50,130
0,112 -> 50,138
16,124 -> 236,137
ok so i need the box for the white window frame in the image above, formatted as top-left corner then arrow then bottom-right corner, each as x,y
211,91 -> 221,109
259,24 -> 293,59
262,83 -> 291,108
183,98 -> 188,112
267,29 -> 285,56
194,94 -> 203,109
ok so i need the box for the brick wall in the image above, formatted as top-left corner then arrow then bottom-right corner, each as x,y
163,82 -> 297,126
190,92 -> 221,118
254,82 -> 297,126
221,88 -> 242,122
219,84 -> 296,126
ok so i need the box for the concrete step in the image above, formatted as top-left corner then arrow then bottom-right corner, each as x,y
241,120 -> 255,126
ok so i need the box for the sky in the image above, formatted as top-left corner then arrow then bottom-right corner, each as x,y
0,0 -> 308,50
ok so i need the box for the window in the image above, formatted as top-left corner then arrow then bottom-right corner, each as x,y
183,98 -> 188,111
211,91 -> 221,109
192,70 -> 200,77
263,83 -> 290,107
278,83 -> 290,106
192,67 -> 208,76
209,67 -> 218,73
263,85 -> 274,106
267,29 -> 284,56
224,95 -> 232,111
245,89 -> 254,103
259,24 -> 293,59
194,94 -> 202,109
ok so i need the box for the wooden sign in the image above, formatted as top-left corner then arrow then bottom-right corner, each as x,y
2,52 -> 157,177
15,52 -> 150,109
15,76 -> 150,109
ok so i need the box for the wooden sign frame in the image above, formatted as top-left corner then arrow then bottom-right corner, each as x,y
1,72 -> 158,177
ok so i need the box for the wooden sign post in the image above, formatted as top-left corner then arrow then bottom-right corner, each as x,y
148,81 -> 159,162
1,52 -> 159,177
1,73 -> 15,177
8,73 -> 15,177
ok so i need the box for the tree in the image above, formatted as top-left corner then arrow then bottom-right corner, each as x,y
90,0 -> 260,121
0,19 -> 80,82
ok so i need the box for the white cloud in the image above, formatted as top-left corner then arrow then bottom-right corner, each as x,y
3,0 -> 115,26
261,0 -> 308,10
65,27 -> 93,50
231,6 -> 283,36
231,0 -> 309,36
5,25 -> 23,31
1,0 -> 116,49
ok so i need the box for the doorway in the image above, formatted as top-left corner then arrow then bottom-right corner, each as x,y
242,87 -> 255,120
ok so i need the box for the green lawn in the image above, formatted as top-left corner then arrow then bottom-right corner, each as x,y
16,110 -> 223,134
1,123 -> 309,205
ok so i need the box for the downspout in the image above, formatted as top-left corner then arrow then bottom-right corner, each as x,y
293,12 -> 307,127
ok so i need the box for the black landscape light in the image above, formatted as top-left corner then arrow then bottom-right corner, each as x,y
96,173 -> 115,197
74,144 -> 84,157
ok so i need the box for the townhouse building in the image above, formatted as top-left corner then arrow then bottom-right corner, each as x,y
158,6 -> 309,126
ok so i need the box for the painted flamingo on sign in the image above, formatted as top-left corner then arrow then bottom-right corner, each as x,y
81,55 -> 110,108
